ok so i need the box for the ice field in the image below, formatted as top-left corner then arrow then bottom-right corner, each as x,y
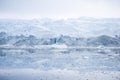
0,47 -> 120,80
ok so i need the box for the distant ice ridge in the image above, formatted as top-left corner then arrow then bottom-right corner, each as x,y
0,32 -> 120,47
0,17 -> 120,37
0,18 -> 120,47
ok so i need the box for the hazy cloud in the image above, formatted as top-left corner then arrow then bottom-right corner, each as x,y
0,0 -> 120,19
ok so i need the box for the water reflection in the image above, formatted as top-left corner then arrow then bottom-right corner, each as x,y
0,48 -> 120,71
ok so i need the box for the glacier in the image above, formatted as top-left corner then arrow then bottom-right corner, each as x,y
0,18 -> 120,80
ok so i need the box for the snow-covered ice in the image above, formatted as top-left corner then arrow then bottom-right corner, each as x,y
0,48 -> 120,80
0,69 -> 120,80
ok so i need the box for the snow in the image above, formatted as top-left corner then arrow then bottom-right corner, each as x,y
0,69 -> 119,80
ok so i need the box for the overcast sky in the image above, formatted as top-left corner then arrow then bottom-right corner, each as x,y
0,0 -> 120,19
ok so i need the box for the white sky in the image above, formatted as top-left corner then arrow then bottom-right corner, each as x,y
0,0 -> 120,19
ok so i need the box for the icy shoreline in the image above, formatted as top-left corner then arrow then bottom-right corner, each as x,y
1,45 -> 120,49
0,69 -> 120,80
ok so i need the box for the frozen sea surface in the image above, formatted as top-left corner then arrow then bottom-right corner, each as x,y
0,48 -> 120,80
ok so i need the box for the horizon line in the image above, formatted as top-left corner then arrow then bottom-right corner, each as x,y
0,17 -> 120,20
